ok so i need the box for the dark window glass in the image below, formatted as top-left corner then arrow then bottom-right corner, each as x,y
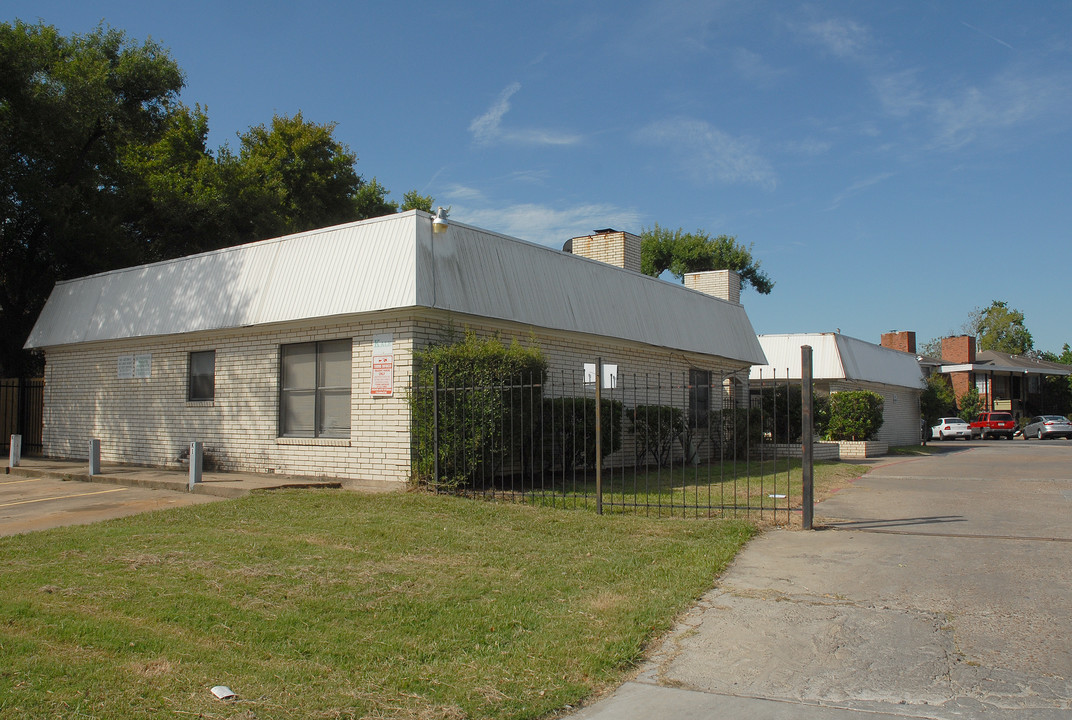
689,369 -> 711,429
188,350 -> 216,401
280,340 -> 351,437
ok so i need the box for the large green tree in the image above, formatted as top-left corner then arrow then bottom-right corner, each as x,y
0,20 -> 185,376
920,373 -> 958,425
972,300 -> 1033,355
1,21 -> 431,376
234,112 -> 366,238
640,224 -> 774,294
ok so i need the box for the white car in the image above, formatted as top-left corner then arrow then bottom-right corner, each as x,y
931,417 -> 972,440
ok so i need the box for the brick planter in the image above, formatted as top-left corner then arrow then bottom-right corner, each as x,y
836,440 -> 888,459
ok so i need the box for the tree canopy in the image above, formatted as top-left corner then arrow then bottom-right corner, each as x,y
921,299 -> 1045,359
640,224 -> 774,294
972,300 -> 1033,355
0,20 -> 430,376
1,21 -> 186,375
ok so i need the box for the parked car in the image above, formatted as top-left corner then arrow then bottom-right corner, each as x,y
970,411 -> 1016,440
931,417 -> 972,440
1020,415 -> 1072,440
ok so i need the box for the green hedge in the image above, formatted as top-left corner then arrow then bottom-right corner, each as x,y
410,331 -> 547,488
629,404 -> 685,467
542,397 -> 623,472
826,390 -> 884,441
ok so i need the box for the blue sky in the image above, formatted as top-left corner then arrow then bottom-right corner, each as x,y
10,1 -> 1072,354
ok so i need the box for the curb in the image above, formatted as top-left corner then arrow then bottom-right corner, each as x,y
4,465 -> 342,498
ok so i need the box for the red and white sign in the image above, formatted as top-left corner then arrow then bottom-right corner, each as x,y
370,333 -> 394,397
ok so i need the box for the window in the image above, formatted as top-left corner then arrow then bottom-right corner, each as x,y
188,350 -> 216,401
280,339 -> 352,438
689,369 -> 711,429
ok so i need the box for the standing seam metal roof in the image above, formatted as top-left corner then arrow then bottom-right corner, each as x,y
750,333 -> 923,388
26,211 -> 765,366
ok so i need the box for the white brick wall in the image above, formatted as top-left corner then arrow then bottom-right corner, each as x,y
42,314 -> 418,485
827,380 -> 921,448
41,309 -> 753,485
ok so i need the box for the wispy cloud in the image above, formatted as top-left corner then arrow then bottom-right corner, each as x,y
469,82 -> 582,147
450,201 -> 644,248
873,68 -> 1071,151
930,71 -> 1062,150
782,138 -> 832,156
442,184 -> 487,202
872,69 -> 928,117
469,82 -> 521,145
828,172 -> 895,210
802,17 -> 871,59
961,21 -> 1014,50
636,117 -> 777,190
731,47 -> 790,85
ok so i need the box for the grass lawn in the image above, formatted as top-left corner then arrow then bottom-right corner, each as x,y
493,458 -> 871,522
0,490 -> 757,720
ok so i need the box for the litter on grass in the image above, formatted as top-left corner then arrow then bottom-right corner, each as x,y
211,686 -> 236,700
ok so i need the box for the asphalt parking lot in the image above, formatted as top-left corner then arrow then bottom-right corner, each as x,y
0,474 -> 221,536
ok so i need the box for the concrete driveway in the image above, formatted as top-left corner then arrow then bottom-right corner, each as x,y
574,442 -> 1072,719
0,474 -> 220,536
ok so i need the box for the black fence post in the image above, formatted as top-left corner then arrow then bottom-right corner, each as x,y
432,364 -> 440,490
595,357 -> 603,515
801,346 -> 814,530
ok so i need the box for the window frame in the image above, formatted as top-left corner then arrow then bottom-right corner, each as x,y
688,369 -> 711,429
187,350 -> 216,402
278,339 -> 352,438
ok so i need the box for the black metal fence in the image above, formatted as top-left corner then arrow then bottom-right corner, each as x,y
410,365 -> 803,523
1,378 -> 44,455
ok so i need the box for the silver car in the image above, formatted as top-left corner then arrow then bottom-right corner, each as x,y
1021,415 -> 1072,440
931,417 -> 972,440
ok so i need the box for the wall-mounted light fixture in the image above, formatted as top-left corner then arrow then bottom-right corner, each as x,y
432,206 -> 449,235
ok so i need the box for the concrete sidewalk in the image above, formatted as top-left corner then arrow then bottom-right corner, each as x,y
571,444 -> 1072,719
2,456 -> 387,498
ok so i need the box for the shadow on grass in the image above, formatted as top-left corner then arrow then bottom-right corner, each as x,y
455,458 -> 866,523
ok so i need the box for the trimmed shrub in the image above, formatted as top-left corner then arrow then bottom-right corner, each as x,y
542,397 -> 623,471
717,407 -> 764,457
630,404 -> 686,467
826,390 -> 884,441
410,331 -> 547,488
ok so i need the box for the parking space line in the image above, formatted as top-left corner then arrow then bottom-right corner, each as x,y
0,487 -> 126,508
0,478 -> 42,486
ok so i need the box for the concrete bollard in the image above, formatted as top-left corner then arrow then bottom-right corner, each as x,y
188,441 -> 203,491
88,439 -> 101,476
9,434 -> 21,468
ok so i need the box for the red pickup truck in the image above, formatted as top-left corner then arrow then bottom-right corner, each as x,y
970,411 -> 1016,440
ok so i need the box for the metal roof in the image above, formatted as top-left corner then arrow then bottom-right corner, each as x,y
750,333 -> 923,388
26,211 -> 766,366
26,213 -> 419,348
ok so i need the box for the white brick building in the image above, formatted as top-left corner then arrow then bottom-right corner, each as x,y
25,212 -> 766,486
750,333 -> 924,448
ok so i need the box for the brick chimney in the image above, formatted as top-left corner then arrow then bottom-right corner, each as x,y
568,229 -> 642,273
683,270 -> 742,304
880,331 -> 916,354
941,335 -> 976,364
